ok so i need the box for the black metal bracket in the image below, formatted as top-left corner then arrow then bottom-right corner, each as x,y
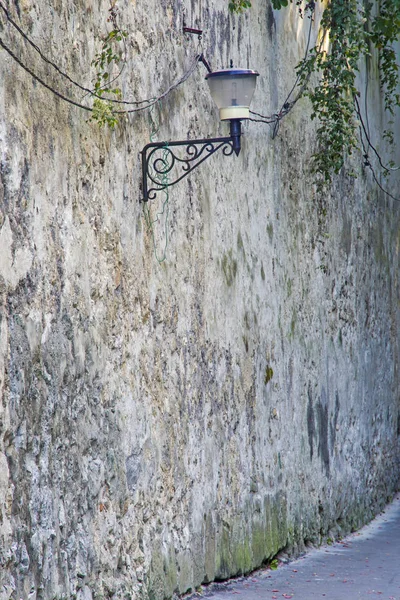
141,120 -> 242,203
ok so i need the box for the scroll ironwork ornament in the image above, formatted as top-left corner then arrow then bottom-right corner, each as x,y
140,119 -> 242,202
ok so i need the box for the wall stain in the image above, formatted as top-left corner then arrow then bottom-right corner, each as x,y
307,383 -> 315,460
221,250 -> 237,287
329,392 -> 340,453
316,389 -> 330,477
267,4 -> 276,38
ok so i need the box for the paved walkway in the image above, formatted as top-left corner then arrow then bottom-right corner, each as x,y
205,493 -> 400,600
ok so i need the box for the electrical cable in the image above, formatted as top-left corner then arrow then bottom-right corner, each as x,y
249,7 -> 316,134
355,96 -> 400,173
248,6 -> 398,202
247,116 -> 277,124
0,30 -> 201,117
0,1 -> 97,97
0,0 -> 154,105
3,0 -> 396,207
278,7 -> 314,111
0,36 -> 93,111
0,1 -> 202,112
112,55 -> 201,114
355,98 -> 400,203
359,135 -> 400,203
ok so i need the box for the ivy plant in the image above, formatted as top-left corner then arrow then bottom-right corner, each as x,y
229,0 -> 252,13
229,0 -> 400,185
89,3 -> 128,128
297,0 -> 368,182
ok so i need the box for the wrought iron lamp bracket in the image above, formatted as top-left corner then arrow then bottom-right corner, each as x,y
140,120 -> 242,203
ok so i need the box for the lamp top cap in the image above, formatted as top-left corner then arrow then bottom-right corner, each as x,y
205,68 -> 259,79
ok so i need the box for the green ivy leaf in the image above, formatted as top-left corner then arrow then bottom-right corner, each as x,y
271,0 -> 288,9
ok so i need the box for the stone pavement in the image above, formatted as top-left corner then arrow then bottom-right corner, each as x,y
204,493 -> 400,600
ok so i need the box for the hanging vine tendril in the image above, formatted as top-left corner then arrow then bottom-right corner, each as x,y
232,0 -> 400,194
142,103 -> 171,264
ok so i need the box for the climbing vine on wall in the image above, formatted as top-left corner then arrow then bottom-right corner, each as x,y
229,0 -> 252,13
90,1 -> 128,127
297,0 -> 368,183
230,0 -> 400,187
0,0 -> 398,195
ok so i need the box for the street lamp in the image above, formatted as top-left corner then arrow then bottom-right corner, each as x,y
205,68 -> 259,156
206,68 -> 259,121
141,67 -> 259,202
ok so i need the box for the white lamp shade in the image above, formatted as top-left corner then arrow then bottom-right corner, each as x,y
206,68 -> 259,120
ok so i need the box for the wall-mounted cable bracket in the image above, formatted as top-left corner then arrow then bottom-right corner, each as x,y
183,26 -> 203,36
198,53 -> 212,73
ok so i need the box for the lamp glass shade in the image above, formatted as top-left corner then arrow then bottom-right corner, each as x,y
206,69 -> 259,120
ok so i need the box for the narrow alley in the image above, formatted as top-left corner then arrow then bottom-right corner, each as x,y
204,494 -> 400,600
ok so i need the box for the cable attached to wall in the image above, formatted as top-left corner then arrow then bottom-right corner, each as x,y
355,97 -> 400,203
0,2 -> 202,116
247,6 -> 399,204
0,37 -> 93,112
248,7 -> 316,136
2,0 -> 397,207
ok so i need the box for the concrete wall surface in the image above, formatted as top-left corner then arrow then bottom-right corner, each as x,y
0,1 -> 399,599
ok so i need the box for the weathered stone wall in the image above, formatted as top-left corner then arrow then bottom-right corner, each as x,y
0,1 -> 399,599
